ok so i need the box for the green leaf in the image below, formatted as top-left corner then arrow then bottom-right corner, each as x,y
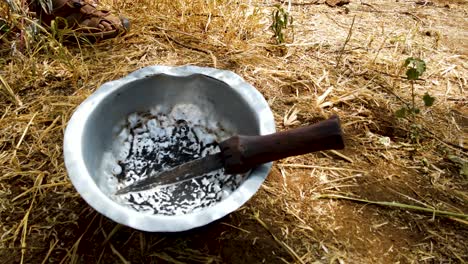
404,57 -> 426,80
271,5 -> 290,44
423,92 -> 435,107
406,68 -> 420,80
414,59 -> 426,76
404,57 -> 414,67
411,108 -> 420,114
395,107 -> 407,118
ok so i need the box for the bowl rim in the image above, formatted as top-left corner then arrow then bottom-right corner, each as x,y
63,65 -> 276,232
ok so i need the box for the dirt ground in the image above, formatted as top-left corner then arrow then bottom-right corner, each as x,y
0,0 -> 467,263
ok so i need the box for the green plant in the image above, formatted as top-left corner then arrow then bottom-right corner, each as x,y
395,57 -> 435,143
270,5 -> 292,44
395,58 -> 434,117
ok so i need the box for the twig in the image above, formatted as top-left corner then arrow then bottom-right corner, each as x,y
165,34 -> 210,54
63,236 -> 82,264
151,252 -> 185,264
41,239 -> 59,264
18,173 -> 44,264
317,194 -> 468,220
276,0 -> 319,6
420,126 -> 468,154
220,222 -> 251,234
374,80 -> 412,109
371,32 -> 391,65
322,174 -> 363,185
59,212 -> 99,264
400,11 -> 423,24
11,112 -> 38,164
278,163 -> 365,172
12,182 -> 68,202
109,243 -> 129,264
328,150 -> 354,163
0,74 -> 22,106
448,217 -> 468,225
252,210 -> 306,264
100,218 -> 129,264
101,224 -> 122,246
37,115 -> 61,143
336,15 -> 356,68
360,1 -> 378,11
152,26 -> 210,54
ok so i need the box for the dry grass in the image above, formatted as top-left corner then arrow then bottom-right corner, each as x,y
1,0 -> 467,263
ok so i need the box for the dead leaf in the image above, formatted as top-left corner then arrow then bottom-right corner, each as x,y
316,86 -> 334,108
283,106 -> 300,127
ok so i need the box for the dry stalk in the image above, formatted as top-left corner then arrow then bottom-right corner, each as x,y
40,239 -> 59,264
317,194 -> 468,221
0,74 -> 22,106
252,210 -> 306,264
336,15 -> 356,68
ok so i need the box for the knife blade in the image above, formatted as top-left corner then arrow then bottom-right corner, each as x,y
115,153 -> 224,195
115,115 -> 345,195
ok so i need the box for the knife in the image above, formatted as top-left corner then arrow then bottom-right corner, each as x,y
115,115 -> 345,195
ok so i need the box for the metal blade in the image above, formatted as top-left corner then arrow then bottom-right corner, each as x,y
114,153 -> 224,195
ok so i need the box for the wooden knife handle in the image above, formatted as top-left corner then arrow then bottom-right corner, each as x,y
219,115 -> 345,174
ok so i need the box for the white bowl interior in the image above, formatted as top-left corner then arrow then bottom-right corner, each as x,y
82,73 -> 260,181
